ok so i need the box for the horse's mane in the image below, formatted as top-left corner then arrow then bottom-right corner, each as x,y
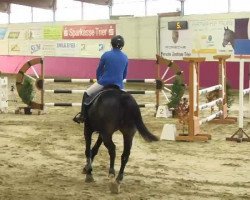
225,27 -> 234,34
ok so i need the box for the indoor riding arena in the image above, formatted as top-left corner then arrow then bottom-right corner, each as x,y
0,0 -> 250,199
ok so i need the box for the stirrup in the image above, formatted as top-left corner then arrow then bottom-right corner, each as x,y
73,112 -> 84,124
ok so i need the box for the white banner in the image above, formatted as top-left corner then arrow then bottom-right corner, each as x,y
160,14 -> 250,60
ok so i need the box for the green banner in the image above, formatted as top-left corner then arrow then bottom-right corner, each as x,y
43,26 -> 62,40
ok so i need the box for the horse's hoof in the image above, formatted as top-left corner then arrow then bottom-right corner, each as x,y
108,174 -> 115,178
85,174 -> 94,183
82,167 -> 87,174
109,180 -> 120,194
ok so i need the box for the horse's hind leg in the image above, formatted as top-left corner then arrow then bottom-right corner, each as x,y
83,125 -> 94,182
83,134 -> 102,174
91,134 -> 103,161
109,129 -> 135,194
101,133 -> 116,177
116,130 -> 134,183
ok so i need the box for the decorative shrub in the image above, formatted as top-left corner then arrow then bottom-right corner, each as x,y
19,76 -> 35,105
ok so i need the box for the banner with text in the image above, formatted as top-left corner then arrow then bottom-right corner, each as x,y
63,24 -> 116,39
160,17 -> 250,60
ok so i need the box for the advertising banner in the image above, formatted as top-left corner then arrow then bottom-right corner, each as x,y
8,41 -> 28,55
0,40 -> 8,54
44,26 -> 63,40
30,42 -> 42,55
0,28 -> 7,39
42,42 -> 56,56
25,28 -> 43,40
63,24 -> 116,39
160,16 -> 250,60
55,41 -> 78,56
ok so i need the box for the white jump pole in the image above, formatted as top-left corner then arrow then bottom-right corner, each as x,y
199,84 -> 222,95
248,63 -> 250,118
226,59 -> 250,142
176,57 -> 210,142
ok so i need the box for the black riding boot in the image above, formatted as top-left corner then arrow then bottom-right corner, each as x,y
73,92 -> 89,124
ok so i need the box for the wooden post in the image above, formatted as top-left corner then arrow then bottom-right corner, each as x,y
176,57 -> 210,142
156,56 -> 161,110
212,55 -> 237,124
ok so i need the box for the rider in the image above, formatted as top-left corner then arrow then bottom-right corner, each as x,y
73,35 -> 128,123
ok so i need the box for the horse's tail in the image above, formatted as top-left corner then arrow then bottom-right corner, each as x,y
135,112 -> 159,142
122,93 -> 159,142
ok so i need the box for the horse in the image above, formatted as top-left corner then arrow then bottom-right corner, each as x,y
81,88 -> 159,193
222,27 -> 235,49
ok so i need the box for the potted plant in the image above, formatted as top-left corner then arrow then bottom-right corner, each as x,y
18,76 -> 36,114
167,76 -> 186,117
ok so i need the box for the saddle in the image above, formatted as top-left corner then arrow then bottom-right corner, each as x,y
85,85 -> 122,106
73,85 -> 123,124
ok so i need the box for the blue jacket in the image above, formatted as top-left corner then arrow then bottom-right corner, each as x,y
96,48 -> 128,89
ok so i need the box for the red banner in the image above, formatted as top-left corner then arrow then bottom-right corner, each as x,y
63,24 -> 116,39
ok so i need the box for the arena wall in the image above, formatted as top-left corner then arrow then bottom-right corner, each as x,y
0,14 -> 249,89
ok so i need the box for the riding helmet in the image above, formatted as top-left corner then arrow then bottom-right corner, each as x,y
111,35 -> 124,49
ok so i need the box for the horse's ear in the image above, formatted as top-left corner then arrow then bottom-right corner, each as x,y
227,26 -> 229,29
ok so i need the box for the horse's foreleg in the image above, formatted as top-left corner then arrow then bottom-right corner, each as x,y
83,126 -> 94,182
102,134 -> 116,177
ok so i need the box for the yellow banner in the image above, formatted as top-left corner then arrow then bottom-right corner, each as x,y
192,49 -> 217,54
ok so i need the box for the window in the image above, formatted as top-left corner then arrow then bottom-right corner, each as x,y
112,0 -> 145,16
0,0 -> 250,24
56,0 -> 82,21
185,0 -> 228,15
0,13 -> 8,24
230,0 -> 250,12
10,4 -> 32,23
32,8 -> 54,22
82,3 -> 109,20
146,0 -> 179,16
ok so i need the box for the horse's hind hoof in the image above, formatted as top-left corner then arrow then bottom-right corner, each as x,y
82,166 -> 87,174
73,113 -> 84,124
85,174 -> 94,183
109,180 -> 120,194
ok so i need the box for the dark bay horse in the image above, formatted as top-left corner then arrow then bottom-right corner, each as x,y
222,27 -> 235,49
82,88 -> 158,193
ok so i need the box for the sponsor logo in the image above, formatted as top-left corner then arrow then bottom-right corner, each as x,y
63,24 -> 116,39
8,32 -> 20,39
31,44 -> 41,54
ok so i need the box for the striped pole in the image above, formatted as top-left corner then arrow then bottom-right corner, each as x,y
199,84 -> 222,95
44,89 -> 156,95
44,102 -> 156,108
44,78 -> 96,83
123,79 -> 156,83
199,98 -> 223,110
243,87 -> 250,95
45,89 -> 86,94
45,103 -> 81,107
44,78 -> 156,84
199,111 -> 222,125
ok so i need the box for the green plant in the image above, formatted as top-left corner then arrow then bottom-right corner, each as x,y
167,76 -> 185,109
19,76 -> 35,105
